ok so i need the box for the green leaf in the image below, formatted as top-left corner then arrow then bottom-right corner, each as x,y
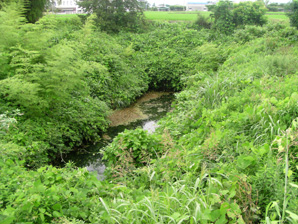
289,183 -> 298,189
38,208 -> 45,214
215,214 -> 228,224
171,212 -> 181,221
52,204 -> 61,211
220,202 -> 230,215
210,209 -> 221,222
0,217 -> 15,224
237,155 -> 256,169
53,211 -> 61,218
39,213 -> 45,222
286,210 -> 298,220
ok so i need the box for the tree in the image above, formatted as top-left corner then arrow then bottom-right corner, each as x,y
169,5 -> 186,11
210,0 -> 235,34
286,0 -> 298,29
24,0 -> 47,23
0,0 -> 47,23
210,0 -> 267,34
78,0 -> 145,33
233,2 -> 267,27
139,0 -> 149,10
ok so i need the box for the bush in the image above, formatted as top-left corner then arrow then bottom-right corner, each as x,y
102,129 -> 164,177
78,0 -> 146,33
194,13 -> 212,29
210,0 -> 267,34
286,0 -> 298,29
0,160 -> 104,223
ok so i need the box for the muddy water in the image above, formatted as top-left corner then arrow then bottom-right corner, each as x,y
64,91 -> 174,179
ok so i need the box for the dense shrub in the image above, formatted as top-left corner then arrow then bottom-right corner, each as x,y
78,0 -> 145,33
103,129 -> 164,178
1,1 -> 298,223
286,0 -> 298,29
194,13 -> 212,29
158,32 -> 298,221
210,0 -> 267,33
116,24 -> 208,90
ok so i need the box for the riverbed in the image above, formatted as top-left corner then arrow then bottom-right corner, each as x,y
63,91 -> 175,179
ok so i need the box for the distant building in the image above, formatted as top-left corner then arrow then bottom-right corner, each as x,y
186,0 -> 256,11
157,4 -> 170,11
53,0 -> 147,14
53,0 -> 83,14
186,2 -> 209,11
234,0 -> 254,2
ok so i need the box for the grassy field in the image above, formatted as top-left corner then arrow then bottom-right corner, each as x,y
144,11 -> 289,23
144,11 -> 210,21
48,11 -> 289,24
266,13 -> 289,24
46,13 -> 80,20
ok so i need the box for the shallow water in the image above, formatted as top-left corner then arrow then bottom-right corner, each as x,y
63,91 -> 174,179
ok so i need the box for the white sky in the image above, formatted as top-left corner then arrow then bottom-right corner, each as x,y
147,0 -> 290,6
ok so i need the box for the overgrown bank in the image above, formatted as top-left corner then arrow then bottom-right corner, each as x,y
1,2 -> 298,224
0,7 -> 200,168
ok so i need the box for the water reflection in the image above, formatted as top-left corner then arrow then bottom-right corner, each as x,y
143,121 -> 159,133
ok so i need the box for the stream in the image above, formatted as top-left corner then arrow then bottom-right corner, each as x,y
63,91 -> 175,179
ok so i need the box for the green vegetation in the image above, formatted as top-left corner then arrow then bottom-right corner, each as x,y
205,1 -> 267,33
52,11 -> 288,24
169,5 -> 186,11
267,3 -> 286,12
286,0 -> 298,29
267,13 -> 289,21
24,0 -> 47,23
46,14 -> 80,21
144,11 -> 210,21
78,0 -> 145,33
144,11 -> 289,24
1,0 -> 298,223
0,0 -> 47,23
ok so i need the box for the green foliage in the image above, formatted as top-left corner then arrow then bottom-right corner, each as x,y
210,0 -> 267,33
103,129 -> 164,177
117,23 -> 207,91
79,31 -> 148,107
195,43 -> 230,72
144,11 -> 202,21
0,1 -> 26,51
169,5 -> 186,11
233,25 -> 266,43
79,0 -> 145,33
0,2 -> 110,166
194,13 -> 212,29
0,161 -> 105,223
24,0 -> 47,23
267,3 -> 286,12
1,1 -> 298,223
0,110 -> 20,134
211,0 -> 235,34
157,27 -> 298,221
233,1 -> 267,27
0,0 -> 47,23
286,0 -> 298,29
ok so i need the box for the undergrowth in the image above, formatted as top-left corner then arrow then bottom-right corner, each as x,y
0,1 -> 298,223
